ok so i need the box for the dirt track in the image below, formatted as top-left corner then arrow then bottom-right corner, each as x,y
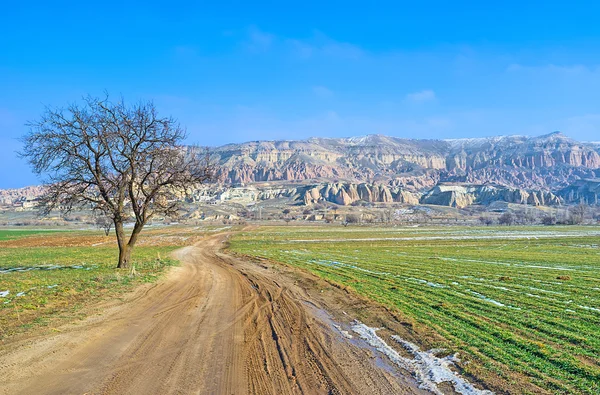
0,234 -> 424,394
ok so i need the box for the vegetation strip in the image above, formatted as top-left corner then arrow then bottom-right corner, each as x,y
230,225 -> 600,394
0,228 -> 213,339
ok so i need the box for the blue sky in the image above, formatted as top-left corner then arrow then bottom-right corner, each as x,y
1,1 -> 600,188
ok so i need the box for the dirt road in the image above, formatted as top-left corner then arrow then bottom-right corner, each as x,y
0,234 -> 423,394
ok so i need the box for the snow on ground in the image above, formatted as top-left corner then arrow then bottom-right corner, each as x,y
351,321 -> 493,395
286,231 -> 600,244
0,264 -> 95,274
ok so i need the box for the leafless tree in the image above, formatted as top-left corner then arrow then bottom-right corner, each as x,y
21,95 -> 214,268
569,203 -> 588,225
343,213 -> 361,226
541,215 -> 556,226
95,215 -> 113,236
498,212 -> 515,226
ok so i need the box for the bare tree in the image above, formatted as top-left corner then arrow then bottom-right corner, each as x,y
95,215 -> 113,236
498,212 -> 515,226
569,203 -> 587,225
541,215 -> 556,226
21,95 -> 213,268
343,213 -> 361,226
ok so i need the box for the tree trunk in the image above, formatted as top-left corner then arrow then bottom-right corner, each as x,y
114,219 -> 130,269
118,244 -> 132,269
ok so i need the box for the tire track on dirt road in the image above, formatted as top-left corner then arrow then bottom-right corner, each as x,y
0,234 -> 424,394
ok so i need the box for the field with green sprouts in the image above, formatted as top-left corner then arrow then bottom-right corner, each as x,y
0,226 -> 217,339
0,229 -> 63,241
230,226 -> 600,394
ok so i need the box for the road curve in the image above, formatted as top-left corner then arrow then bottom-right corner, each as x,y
0,234 -> 421,394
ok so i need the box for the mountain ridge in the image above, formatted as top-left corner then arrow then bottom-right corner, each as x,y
3,132 -> 600,209
210,132 -> 600,191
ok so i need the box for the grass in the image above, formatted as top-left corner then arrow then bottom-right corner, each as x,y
229,225 -> 600,394
0,229 -> 63,241
0,228 -> 194,339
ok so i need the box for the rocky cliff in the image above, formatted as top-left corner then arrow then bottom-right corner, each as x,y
420,184 -> 561,208
302,182 -> 420,206
209,132 -> 600,191
558,179 -> 600,205
4,133 -> 598,210
0,186 -> 46,205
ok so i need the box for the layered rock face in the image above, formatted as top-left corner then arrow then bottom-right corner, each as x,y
299,182 -> 560,208
5,133 -> 597,210
558,179 -> 600,205
420,185 -> 561,209
207,132 -> 600,191
302,182 -> 420,206
445,133 -> 600,171
0,186 -> 46,205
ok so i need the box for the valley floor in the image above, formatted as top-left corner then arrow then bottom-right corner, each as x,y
0,232 -> 424,395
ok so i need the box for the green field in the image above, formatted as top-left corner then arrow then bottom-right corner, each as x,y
0,229 -> 181,338
0,229 -> 63,241
230,226 -> 600,394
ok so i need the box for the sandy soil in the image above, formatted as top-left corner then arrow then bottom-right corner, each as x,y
0,234 -> 426,395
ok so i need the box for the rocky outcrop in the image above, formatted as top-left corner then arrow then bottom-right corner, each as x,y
5,133 -> 596,210
558,179 -> 600,205
302,182 -> 420,206
204,132 -> 600,192
420,184 -> 562,208
0,186 -> 46,206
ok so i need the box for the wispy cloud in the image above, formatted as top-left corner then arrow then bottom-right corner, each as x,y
286,31 -> 364,60
244,26 -> 274,53
405,89 -> 436,103
312,85 -> 334,98
506,63 -> 597,74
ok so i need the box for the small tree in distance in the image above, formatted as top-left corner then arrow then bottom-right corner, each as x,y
343,213 -> 361,226
498,212 -> 515,226
95,215 -> 113,236
21,95 -> 214,268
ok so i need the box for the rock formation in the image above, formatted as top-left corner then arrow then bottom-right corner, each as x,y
204,132 -> 600,191
558,179 -> 600,205
420,184 -> 561,208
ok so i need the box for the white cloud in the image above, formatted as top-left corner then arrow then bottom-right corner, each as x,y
312,85 -> 334,98
405,89 -> 436,103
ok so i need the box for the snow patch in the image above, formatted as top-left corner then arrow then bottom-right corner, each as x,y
407,277 -> 445,288
0,290 -> 9,297
579,305 -> 600,313
333,324 -> 353,339
351,321 -> 493,395
465,290 -> 505,307
0,264 -> 95,274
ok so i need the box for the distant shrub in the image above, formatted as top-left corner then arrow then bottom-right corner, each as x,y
499,276 -> 512,281
498,212 -> 515,226
557,275 -> 571,281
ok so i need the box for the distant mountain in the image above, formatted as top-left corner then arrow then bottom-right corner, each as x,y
3,132 -> 600,209
210,132 -> 600,194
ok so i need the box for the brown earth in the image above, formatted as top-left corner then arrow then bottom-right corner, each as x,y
0,233 -> 428,395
